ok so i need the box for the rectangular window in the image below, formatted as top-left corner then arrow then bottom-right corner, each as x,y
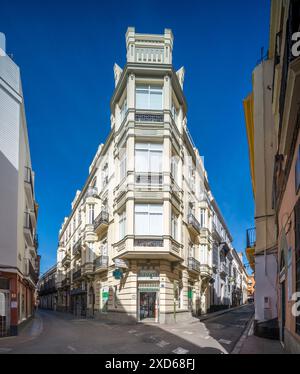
101,240 -> 108,256
171,212 -> 178,241
135,204 -> 163,236
189,243 -> 195,258
200,245 -> 207,264
136,85 -> 163,110
171,102 -> 178,123
119,210 -> 126,240
120,149 -> 127,181
135,143 -> 162,173
200,208 -> 206,228
88,204 -> 94,225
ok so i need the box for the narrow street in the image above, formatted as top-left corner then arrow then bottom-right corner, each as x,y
0,304 -> 254,354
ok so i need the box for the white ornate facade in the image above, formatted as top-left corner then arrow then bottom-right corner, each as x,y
56,28 -> 246,323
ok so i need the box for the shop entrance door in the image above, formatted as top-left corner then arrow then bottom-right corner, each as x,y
139,292 -> 157,322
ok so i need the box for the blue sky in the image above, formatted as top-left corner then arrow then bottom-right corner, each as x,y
1,0 -> 270,274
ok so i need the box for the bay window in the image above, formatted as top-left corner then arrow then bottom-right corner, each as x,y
135,143 -> 162,173
135,204 -> 163,236
136,85 -> 163,110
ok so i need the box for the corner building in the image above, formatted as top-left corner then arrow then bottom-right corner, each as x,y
56,28 -> 240,323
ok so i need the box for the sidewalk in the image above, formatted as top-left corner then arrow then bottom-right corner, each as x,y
233,319 -> 285,354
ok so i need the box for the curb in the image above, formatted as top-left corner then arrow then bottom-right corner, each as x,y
231,313 -> 255,354
199,304 -> 250,322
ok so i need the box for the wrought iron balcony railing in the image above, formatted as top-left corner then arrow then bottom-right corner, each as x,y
135,110 -> 164,123
188,257 -> 200,273
135,172 -> 163,186
24,212 -> 33,234
27,260 -> 38,284
187,213 -> 201,234
94,255 -> 109,271
72,238 -> 82,257
134,238 -> 163,247
246,227 -> 256,248
94,211 -> 109,231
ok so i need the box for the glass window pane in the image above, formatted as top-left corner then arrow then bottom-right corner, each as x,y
149,213 -> 163,235
135,212 -> 148,235
135,204 -> 148,213
150,151 -> 162,172
149,204 -> 162,213
136,88 -> 149,109
149,91 -> 162,110
135,150 -> 148,172
150,143 -> 163,151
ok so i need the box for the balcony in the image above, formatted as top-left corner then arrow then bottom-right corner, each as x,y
24,212 -> 34,247
26,259 -> 38,284
94,256 -> 109,272
39,281 -> 56,295
246,227 -> 256,271
187,257 -> 200,273
134,238 -> 163,247
82,262 -> 94,275
72,238 -> 82,258
199,264 -> 213,278
72,268 -> 82,282
135,110 -> 164,123
94,211 -> 109,235
61,277 -> 70,288
62,253 -> 71,267
135,172 -> 163,187
24,166 -> 34,207
212,222 -> 222,240
220,262 -> 228,277
187,213 -> 201,236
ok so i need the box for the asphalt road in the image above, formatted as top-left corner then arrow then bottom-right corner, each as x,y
0,304 -> 254,354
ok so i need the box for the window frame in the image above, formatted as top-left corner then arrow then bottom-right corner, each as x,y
135,85 -> 163,110
134,203 -> 163,236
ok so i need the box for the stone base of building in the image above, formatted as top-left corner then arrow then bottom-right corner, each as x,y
254,318 -> 279,340
283,328 -> 300,354
160,310 -> 193,324
91,309 -> 194,325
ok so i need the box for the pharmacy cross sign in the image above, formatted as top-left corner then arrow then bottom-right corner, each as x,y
113,269 -> 123,280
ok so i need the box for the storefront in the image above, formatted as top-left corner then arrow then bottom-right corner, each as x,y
137,269 -> 160,323
70,288 -> 87,318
